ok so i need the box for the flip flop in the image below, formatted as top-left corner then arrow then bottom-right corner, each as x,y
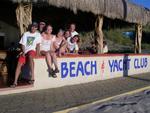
54,68 -> 59,73
28,80 -> 35,84
10,84 -> 17,88
51,73 -> 57,78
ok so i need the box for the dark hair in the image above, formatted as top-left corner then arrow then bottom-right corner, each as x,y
27,24 -> 32,32
70,23 -> 76,26
57,29 -> 64,34
43,24 -> 53,33
73,35 -> 80,43
27,22 -> 38,32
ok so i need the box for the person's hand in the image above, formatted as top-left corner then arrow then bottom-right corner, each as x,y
20,52 -> 25,57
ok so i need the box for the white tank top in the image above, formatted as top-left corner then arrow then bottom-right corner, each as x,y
40,35 -> 56,51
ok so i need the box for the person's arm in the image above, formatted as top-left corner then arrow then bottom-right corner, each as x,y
21,45 -> 25,56
66,42 -> 70,53
19,33 -> 26,56
36,34 -> 42,56
74,43 -> 79,54
36,43 -> 41,56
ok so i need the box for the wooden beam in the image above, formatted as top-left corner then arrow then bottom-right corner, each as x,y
16,3 -> 32,35
134,24 -> 142,53
95,15 -> 104,53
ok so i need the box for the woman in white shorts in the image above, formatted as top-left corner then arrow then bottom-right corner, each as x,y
40,25 -> 57,77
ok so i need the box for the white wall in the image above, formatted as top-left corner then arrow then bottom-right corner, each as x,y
34,54 -> 150,90
1,54 -> 150,95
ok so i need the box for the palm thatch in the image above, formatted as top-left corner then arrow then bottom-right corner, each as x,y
11,0 -> 150,25
16,3 -> 32,35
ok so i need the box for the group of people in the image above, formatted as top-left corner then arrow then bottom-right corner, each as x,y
10,22 -> 80,87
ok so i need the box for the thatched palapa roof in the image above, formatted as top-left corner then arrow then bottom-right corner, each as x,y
11,0 -> 150,25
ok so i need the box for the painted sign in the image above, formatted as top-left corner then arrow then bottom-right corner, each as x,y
61,61 -> 97,78
33,55 -> 150,90
60,56 -> 150,79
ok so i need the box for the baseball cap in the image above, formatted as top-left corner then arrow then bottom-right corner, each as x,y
39,22 -> 46,25
31,22 -> 38,28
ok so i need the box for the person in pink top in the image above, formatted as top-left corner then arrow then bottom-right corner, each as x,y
49,29 -> 67,77
52,29 -> 67,57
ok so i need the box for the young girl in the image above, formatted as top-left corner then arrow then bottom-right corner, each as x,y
40,25 -> 57,78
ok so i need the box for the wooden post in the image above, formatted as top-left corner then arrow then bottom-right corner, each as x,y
134,24 -> 142,53
95,15 -> 104,53
16,3 -> 32,35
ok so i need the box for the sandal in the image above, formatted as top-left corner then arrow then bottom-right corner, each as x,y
10,84 -> 17,88
51,74 -> 57,78
28,80 -> 35,84
54,68 -> 59,73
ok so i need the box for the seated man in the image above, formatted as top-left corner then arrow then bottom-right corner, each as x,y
11,22 -> 41,87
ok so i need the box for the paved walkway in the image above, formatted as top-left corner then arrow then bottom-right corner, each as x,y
0,73 -> 150,113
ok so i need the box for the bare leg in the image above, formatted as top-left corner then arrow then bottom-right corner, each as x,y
50,52 -> 59,72
28,55 -> 34,81
45,52 -> 52,70
13,62 -> 24,85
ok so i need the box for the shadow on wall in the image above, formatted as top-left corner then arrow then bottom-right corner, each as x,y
123,54 -> 129,77
127,76 -> 150,82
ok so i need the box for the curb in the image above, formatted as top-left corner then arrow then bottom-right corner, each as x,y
54,85 -> 150,113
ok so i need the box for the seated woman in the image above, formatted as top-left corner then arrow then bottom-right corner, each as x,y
67,35 -> 79,53
40,25 -> 57,78
64,30 -> 71,41
51,29 -> 67,57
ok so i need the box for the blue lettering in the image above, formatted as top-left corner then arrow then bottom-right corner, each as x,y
140,58 -> 144,68
61,60 -> 97,78
70,62 -> 76,77
119,59 -> 123,71
61,62 -> 68,78
84,61 -> 91,76
145,58 -> 148,67
114,60 -> 119,72
109,59 -> 131,73
134,59 -> 138,69
123,59 -> 130,70
134,58 -> 148,69
91,61 -> 97,74
109,60 -> 114,72
77,61 -> 84,76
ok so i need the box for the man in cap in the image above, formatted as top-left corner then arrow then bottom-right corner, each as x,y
39,21 -> 46,33
11,22 -> 42,87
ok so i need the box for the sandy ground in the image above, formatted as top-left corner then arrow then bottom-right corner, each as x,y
70,89 -> 150,113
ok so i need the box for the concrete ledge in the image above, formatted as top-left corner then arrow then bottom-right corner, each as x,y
0,54 -> 150,95
33,54 -> 150,90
